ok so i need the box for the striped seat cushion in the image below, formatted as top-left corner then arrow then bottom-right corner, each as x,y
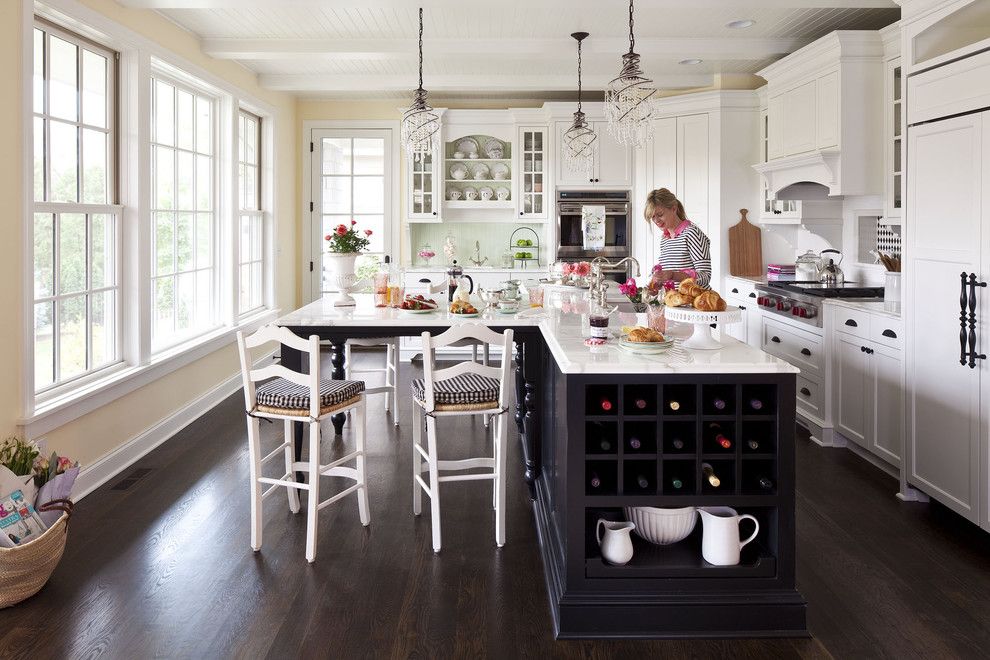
411,373 -> 500,405
256,378 -> 364,411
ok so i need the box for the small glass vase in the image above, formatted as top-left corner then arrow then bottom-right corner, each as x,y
646,303 -> 667,334
631,301 -> 648,313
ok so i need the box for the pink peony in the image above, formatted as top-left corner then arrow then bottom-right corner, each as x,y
619,278 -> 639,297
57,456 -> 73,471
561,262 -> 574,276
351,219 -> 357,225
324,233 -> 332,241
335,225 -> 347,236
662,279 -> 677,291
364,229 -> 373,236
574,261 -> 592,277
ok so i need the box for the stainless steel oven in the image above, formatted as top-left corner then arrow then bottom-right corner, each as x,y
556,190 -> 631,259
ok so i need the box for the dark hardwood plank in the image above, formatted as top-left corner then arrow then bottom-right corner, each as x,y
1,352 -> 986,658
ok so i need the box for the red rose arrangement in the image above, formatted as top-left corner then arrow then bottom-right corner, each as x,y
325,219 -> 372,253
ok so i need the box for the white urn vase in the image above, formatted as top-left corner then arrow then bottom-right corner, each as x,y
325,252 -> 359,307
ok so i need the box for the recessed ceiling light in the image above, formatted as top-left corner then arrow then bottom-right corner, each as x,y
679,58 -> 703,65
726,19 -> 756,29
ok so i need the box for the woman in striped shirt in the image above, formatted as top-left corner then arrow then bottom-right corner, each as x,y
645,188 -> 712,289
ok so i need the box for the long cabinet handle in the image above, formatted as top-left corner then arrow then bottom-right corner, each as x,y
967,273 -> 987,369
960,272 -> 968,365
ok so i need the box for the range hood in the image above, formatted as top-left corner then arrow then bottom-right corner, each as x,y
753,150 -> 842,199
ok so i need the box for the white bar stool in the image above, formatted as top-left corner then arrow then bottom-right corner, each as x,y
345,337 -> 399,426
411,324 -> 514,553
237,324 -> 371,563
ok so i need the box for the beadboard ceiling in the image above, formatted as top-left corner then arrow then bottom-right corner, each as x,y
119,0 -> 901,99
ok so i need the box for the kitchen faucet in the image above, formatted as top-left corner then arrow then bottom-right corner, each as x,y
587,256 -> 641,305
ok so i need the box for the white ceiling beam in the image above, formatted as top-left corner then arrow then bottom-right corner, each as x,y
257,73 -> 715,93
203,37 -> 804,62
120,0 -> 897,9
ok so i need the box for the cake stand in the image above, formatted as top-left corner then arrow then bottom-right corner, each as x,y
663,305 -> 743,350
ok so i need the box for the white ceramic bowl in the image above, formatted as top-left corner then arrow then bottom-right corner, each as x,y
624,506 -> 697,545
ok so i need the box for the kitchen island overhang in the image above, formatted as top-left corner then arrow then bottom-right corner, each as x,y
276,297 -> 806,639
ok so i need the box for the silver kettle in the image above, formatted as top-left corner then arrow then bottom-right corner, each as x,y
819,249 -> 844,286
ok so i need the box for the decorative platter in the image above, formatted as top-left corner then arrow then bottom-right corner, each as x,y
455,137 -> 480,157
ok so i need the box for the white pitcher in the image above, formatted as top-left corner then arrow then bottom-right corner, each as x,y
698,507 -> 759,566
596,519 -> 635,566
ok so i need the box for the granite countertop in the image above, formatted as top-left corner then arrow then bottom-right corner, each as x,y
277,294 -> 798,376
823,298 -> 901,319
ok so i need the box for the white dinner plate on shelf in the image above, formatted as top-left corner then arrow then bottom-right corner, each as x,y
491,163 -> 510,180
455,137 -> 480,157
471,163 -> 491,180
484,138 -> 504,158
449,163 -> 468,180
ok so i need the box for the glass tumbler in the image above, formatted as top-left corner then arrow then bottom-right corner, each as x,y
528,283 -> 545,308
373,272 -> 390,307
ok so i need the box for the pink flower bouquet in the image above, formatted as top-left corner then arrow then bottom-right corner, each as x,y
33,451 -> 80,527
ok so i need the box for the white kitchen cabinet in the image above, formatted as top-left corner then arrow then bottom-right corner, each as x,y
675,114 -> 710,233
767,95 -> 784,160
883,56 -> 903,221
872,346 -> 903,466
834,334 -> 870,448
554,120 -> 633,188
781,81 -> 818,155
514,126 -> 548,220
724,277 -> 760,348
905,110 -> 985,524
406,150 -> 442,222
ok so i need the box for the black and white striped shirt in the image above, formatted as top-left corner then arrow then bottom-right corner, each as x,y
658,221 -> 712,288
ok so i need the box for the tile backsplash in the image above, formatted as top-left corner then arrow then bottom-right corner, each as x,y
407,223 -> 546,268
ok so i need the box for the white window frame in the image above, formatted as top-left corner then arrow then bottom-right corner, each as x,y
237,109 -> 265,316
302,120 -> 400,303
31,19 -> 124,399
20,0 -> 279,438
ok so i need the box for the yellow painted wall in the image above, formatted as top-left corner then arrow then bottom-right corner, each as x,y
5,0 -> 297,469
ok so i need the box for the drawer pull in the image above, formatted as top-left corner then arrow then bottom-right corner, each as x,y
418,278 -> 431,283
748,292 -> 757,298
731,287 -> 739,294
738,305 -> 747,311
800,387 -> 811,396
844,319 -> 858,327
771,336 -> 781,343
800,348 -> 811,356
882,329 -> 897,339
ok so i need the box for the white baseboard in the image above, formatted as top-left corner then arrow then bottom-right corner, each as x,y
73,352 -> 273,501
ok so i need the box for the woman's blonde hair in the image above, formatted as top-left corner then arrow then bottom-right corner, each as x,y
644,188 -> 687,224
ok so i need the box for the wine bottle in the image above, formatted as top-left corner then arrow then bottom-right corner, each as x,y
702,462 -> 721,487
599,396 -> 613,412
749,398 -> 764,411
667,399 -> 681,412
746,439 -> 760,451
628,437 -> 642,450
635,474 -> 650,490
669,477 -> 684,490
599,439 -> 613,452
634,397 -> 648,410
589,472 -> 602,489
671,438 -> 685,450
758,477 -> 774,490
712,397 -> 727,411
709,423 -> 732,449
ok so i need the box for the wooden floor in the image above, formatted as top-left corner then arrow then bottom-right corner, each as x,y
2,353 -> 989,659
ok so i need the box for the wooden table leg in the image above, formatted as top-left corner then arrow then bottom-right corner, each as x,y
329,338 -> 347,435
280,343 -> 307,483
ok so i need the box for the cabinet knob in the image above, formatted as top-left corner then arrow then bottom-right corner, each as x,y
845,319 -> 858,327
771,336 -> 781,343
738,305 -> 747,310
800,348 -> 811,356
432,211 -> 437,215
731,288 -> 739,294
800,387 -> 811,397
748,292 -> 757,298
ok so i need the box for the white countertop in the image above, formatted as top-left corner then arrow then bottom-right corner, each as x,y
403,265 -> 548,273
277,294 -> 798,376
824,298 -> 901,319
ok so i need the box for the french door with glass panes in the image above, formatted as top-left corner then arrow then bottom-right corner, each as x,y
309,129 -> 393,301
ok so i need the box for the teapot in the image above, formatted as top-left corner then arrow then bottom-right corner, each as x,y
794,250 -> 823,282
818,249 -> 844,286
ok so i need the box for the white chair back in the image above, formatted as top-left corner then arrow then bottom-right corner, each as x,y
237,325 -> 322,418
420,324 -> 513,412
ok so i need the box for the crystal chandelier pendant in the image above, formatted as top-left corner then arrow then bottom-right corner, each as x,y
401,8 -> 440,158
562,32 -> 597,175
604,0 -> 657,147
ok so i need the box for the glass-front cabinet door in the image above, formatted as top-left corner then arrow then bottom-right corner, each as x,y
884,57 -> 902,221
407,150 -> 440,221
515,126 -> 547,220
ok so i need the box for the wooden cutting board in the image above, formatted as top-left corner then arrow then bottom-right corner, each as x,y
727,209 -> 763,277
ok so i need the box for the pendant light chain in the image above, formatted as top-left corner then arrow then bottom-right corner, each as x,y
604,0 -> 657,147
628,0 -> 635,53
576,37 -> 583,114
562,32 -> 597,175
418,7 -> 424,91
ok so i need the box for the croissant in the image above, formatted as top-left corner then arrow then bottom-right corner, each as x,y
628,327 -> 665,343
678,278 -> 705,298
693,290 -> 727,312
664,290 -> 694,307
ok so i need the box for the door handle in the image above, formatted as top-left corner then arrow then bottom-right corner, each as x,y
799,387 -> 811,396
800,348 -> 811,356
844,319 -> 858,327
770,336 -> 781,343
961,272 -> 970,366
966,273 -> 987,368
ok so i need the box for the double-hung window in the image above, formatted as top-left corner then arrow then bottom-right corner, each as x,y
32,22 -> 119,393
238,110 -> 264,314
150,76 -> 217,351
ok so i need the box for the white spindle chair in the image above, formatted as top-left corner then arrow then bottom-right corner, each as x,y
411,324 -> 514,553
237,324 -> 371,563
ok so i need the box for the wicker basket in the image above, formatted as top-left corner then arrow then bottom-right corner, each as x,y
0,499 -> 72,608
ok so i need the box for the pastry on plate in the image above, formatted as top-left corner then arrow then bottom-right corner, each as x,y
664,290 -> 694,307
627,327 -> 666,343
693,290 -> 727,312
